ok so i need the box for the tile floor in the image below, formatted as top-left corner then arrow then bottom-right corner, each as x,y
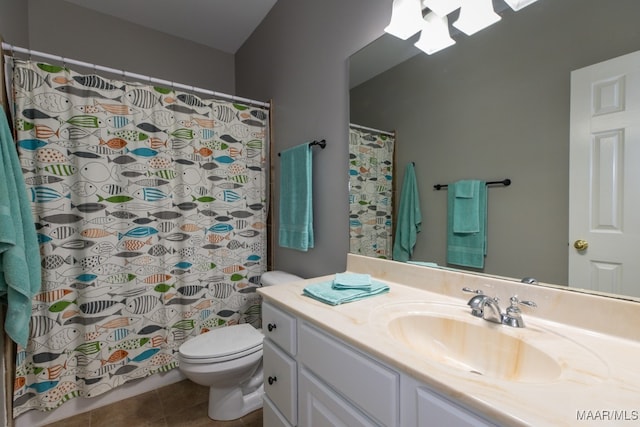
43,380 -> 262,427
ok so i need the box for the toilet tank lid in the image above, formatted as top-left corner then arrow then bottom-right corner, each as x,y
179,324 -> 263,359
261,271 -> 303,287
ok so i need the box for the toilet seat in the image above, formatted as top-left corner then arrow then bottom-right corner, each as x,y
179,323 -> 264,364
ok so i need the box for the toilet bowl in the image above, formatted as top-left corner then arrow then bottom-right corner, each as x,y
177,271 -> 302,421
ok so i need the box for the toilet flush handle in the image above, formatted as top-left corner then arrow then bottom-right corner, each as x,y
267,323 -> 277,332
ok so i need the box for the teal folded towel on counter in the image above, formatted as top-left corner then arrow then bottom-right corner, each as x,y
0,107 -> 42,347
303,279 -> 389,306
447,180 -> 487,269
279,143 -> 314,251
407,261 -> 439,268
332,273 -> 372,290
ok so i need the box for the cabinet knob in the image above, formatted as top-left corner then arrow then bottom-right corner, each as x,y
268,376 -> 277,385
267,323 -> 277,332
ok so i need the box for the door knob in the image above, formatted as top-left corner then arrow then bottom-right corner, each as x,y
573,239 -> 589,251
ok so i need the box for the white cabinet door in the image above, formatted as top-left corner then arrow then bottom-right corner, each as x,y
263,339 -> 297,426
299,369 -> 379,427
263,395 -> 293,427
262,301 -> 297,355
416,388 -> 495,427
299,322 -> 398,426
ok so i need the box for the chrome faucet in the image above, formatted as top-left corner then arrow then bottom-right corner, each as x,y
478,297 -> 503,324
462,287 -> 487,317
462,288 -> 536,328
462,288 -> 501,323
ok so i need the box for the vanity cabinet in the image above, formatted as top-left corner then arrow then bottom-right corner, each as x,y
415,387 -> 492,427
401,375 -> 495,427
298,322 -> 398,426
262,302 -> 298,426
262,301 -> 498,427
298,368 -> 379,426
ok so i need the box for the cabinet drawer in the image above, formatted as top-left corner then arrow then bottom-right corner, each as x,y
263,395 -> 293,427
264,339 -> 297,425
299,368 -> 378,427
417,387 -> 495,427
262,301 -> 297,355
299,322 -> 399,427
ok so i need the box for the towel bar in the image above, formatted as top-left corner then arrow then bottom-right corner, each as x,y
434,178 -> 511,190
277,139 -> 326,156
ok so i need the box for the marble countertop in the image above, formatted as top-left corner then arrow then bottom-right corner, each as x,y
258,255 -> 640,426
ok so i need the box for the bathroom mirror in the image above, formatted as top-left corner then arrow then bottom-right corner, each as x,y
349,0 -> 640,300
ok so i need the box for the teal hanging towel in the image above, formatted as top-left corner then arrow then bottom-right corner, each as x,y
279,143 -> 314,251
447,180 -> 487,268
393,162 -> 422,262
0,107 -> 42,347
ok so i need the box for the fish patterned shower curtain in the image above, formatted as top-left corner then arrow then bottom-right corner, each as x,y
348,126 -> 394,259
9,59 -> 268,415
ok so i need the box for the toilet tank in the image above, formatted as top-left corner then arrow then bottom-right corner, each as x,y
261,271 -> 302,287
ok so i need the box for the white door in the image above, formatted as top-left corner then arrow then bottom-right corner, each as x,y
569,50 -> 640,297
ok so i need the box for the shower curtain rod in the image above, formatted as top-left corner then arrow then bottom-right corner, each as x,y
1,42 -> 270,109
349,123 -> 395,137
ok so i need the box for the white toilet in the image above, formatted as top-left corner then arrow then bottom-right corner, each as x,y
177,271 -> 302,421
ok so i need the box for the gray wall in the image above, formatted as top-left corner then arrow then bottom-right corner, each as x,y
2,0 -> 235,94
0,0 -> 28,46
236,0 -> 390,278
350,0 -> 640,285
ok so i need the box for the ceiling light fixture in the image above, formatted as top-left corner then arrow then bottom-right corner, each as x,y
420,0 -> 461,17
385,0 -> 539,55
453,0 -> 501,36
414,13 -> 455,55
503,0 -> 539,11
384,0 -> 426,40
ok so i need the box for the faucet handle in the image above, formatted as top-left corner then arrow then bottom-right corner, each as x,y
462,287 -> 483,295
504,295 -> 536,328
509,295 -> 536,310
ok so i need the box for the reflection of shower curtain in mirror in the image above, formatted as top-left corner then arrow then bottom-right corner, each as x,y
348,126 -> 394,258
9,59 -> 268,415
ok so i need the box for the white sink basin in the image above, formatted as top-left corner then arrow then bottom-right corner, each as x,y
371,302 -> 609,384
